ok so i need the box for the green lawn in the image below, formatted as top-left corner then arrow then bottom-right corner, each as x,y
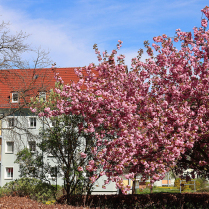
136,187 -> 182,194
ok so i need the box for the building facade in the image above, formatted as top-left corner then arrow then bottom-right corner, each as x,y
0,67 -> 118,194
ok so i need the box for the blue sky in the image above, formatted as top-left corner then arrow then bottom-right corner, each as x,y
0,0 -> 208,69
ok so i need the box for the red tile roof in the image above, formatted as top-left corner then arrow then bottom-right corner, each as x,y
0,67 -> 80,108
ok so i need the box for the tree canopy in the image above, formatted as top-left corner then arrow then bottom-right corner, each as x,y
30,6 -> 209,194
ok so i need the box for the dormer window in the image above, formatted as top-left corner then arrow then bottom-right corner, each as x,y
12,92 -> 19,103
39,92 -> 46,102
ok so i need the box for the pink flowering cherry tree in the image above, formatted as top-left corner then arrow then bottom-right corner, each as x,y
131,6 -> 209,181
33,6 -> 209,194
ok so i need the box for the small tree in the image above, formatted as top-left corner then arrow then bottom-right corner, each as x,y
0,18 -> 52,151
0,21 -> 28,69
16,82 -> 100,204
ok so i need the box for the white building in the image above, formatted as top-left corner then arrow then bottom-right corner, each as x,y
0,68 -> 118,194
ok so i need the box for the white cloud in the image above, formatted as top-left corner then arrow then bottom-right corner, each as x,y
0,3 -> 145,69
0,5 -> 98,68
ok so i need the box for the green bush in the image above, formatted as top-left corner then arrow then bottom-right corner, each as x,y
2,177 -> 57,202
197,187 -> 209,192
0,187 -> 6,197
174,178 -> 181,190
174,178 -> 190,191
51,184 -> 63,199
174,178 -> 206,192
197,178 -> 208,189
188,179 -> 200,190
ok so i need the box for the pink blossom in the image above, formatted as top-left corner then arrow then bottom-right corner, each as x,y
89,160 -> 95,165
38,112 -> 44,117
77,166 -> 83,171
199,161 -> 207,166
86,165 -> 93,171
201,19 -> 208,27
100,171 -> 105,176
80,152 -> 87,158
44,107 -> 50,112
30,107 -> 37,113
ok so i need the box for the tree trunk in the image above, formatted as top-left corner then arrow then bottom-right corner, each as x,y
150,185 -> 153,193
132,180 -> 136,194
66,182 -> 70,205
171,169 -> 178,180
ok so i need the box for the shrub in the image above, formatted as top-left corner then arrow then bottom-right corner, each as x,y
50,184 -> 63,199
197,187 -> 209,192
0,187 -> 6,197
174,178 -> 206,192
2,177 -> 57,202
174,178 -> 190,191
174,178 -> 181,189
188,179 -> 201,191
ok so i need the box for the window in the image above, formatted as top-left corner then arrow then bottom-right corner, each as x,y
48,167 -> 57,179
51,120 -> 56,127
29,117 -> 36,128
50,116 -> 59,127
11,92 -> 19,103
39,92 -> 46,101
28,141 -> 36,152
5,167 -> 13,179
6,141 -> 14,153
7,118 -> 16,127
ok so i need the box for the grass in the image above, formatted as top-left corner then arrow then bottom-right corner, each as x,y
136,186 -> 186,194
136,185 -> 209,194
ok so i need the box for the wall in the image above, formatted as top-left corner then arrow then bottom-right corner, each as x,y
0,115 -> 118,194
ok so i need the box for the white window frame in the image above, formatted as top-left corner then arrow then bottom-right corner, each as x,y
29,117 -> 37,128
11,92 -> 19,103
39,92 -> 46,101
7,117 -> 17,128
28,141 -> 36,153
5,141 -> 14,153
5,167 -> 13,179
48,167 -> 57,179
